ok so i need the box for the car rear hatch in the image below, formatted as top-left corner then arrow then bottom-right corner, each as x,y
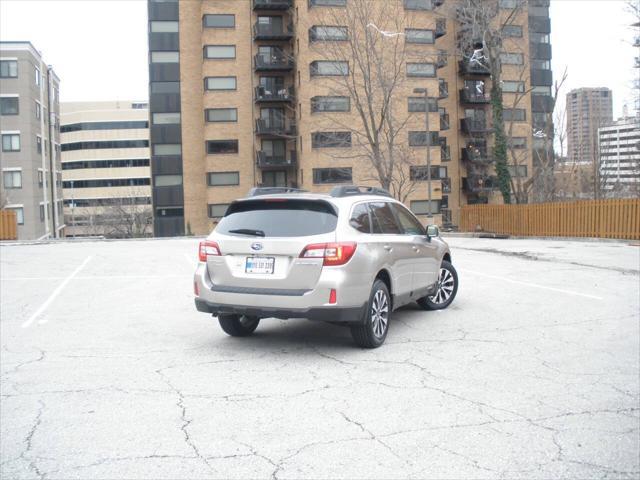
207,197 -> 338,291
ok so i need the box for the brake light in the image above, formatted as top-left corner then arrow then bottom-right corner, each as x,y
198,241 -> 221,262
300,242 -> 357,266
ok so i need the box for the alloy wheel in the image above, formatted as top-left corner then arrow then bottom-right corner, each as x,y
371,289 -> 389,337
429,267 -> 455,305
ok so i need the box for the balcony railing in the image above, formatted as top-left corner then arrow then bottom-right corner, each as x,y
253,22 -> 294,41
463,175 -> 497,193
436,50 -> 448,69
460,118 -> 488,134
459,88 -> 490,104
439,113 -> 450,130
255,118 -> 297,136
256,150 -> 297,168
435,18 -> 446,38
441,177 -> 451,193
438,80 -> 449,99
254,86 -> 295,103
441,145 -> 451,161
253,0 -> 292,10
254,53 -> 295,71
458,59 -> 490,76
461,147 -> 492,164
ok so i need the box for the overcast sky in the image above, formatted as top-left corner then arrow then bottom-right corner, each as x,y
0,0 -> 637,118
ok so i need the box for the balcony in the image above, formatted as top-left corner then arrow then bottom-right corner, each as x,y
458,59 -> 490,76
254,53 -> 295,71
254,86 -> 295,103
441,177 -> 451,193
253,22 -> 294,41
439,113 -> 450,130
436,50 -> 447,69
256,150 -> 297,169
441,145 -> 451,161
459,88 -> 490,104
253,0 -> 292,10
463,175 -> 497,193
460,118 -> 488,134
435,18 -> 446,38
438,80 -> 449,99
255,118 -> 297,136
461,146 -> 492,164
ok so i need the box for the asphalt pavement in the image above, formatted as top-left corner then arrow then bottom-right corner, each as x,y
1,237 -> 638,479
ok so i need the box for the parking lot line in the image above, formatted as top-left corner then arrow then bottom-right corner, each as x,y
461,268 -> 604,300
21,256 -> 93,328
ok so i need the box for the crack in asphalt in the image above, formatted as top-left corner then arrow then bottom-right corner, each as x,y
19,399 -> 45,480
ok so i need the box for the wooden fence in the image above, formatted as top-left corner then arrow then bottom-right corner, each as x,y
0,210 -> 18,240
460,199 -> 640,240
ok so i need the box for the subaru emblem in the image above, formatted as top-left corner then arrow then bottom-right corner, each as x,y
251,242 -> 263,251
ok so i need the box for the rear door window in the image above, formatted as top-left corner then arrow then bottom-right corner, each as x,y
392,203 -> 425,235
369,202 -> 402,234
349,203 -> 371,233
216,199 -> 338,237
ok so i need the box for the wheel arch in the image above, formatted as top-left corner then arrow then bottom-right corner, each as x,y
374,269 -> 393,309
442,252 -> 452,264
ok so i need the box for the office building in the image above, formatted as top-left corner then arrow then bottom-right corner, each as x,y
147,0 -> 551,236
0,41 -> 62,240
566,87 -> 613,164
60,101 -> 152,237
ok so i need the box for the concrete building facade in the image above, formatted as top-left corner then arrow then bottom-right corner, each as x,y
147,0 -> 552,237
598,116 -> 640,197
566,87 -> 613,164
0,41 -> 62,240
60,101 -> 152,237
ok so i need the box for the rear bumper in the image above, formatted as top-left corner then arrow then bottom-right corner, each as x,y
195,298 -> 367,323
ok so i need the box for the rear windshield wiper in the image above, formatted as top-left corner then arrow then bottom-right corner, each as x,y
228,228 -> 265,237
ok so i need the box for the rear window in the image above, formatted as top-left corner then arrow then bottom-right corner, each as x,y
216,199 -> 338,237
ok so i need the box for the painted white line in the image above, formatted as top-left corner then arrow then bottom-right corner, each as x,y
21,256 -> 93,328
3,274 -> 189,281
461,269 -> 603,300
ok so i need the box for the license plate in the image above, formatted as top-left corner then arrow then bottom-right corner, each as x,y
245,256 -> 275,274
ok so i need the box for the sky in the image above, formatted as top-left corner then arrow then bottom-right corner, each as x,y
0,0 -> 638,118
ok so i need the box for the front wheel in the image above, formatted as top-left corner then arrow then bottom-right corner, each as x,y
417,260 -> 458,311
218,314 -> 260,337
350,279 -> 391,348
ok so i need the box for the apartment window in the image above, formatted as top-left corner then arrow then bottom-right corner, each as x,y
153,143 -> 182,156
132,102 -> 148,109
502,81 -> 525,93
508,137 -> 527,149
40,204 -> 45,222
410,200 -> 441,215
310,61 -> 348,76
36,136 -> 42,154
150,81 -> 180,94
152,112 -> 181,124
499,0 -> 520,8
35,102 -> 41,119
312,131 -> 351,148
61,121 -> 149,133
308,0 -> 346,6
313,167 -> 352,184
406,63 -> 435,77
1,134 -> 20,152
405,29 -> 435,44
408,97 -> 438,112
38,170 -> 43,186
154,174 -> 183,187
205,76 -> 237,90
204,45 -> 236,59
151,51 -> 179,63
156,207 -> 183,218
62,140 -> 149,151
150,21 -> 179,32
62,159 -> 150,170
207,171 -> 240,186
0,97 -> 18,115
203,14 -> 235,28
404,0 -> 433,10
206,140 -> 239,154
532,59 -> 551,69
35,67 -> 40,86
408,131 -> 439,146
311,96 -> 350,112
504,108 -> 526,121
208,204 -> 230,218
205,108 -> 238,122
3,170 -> 22,188
500,53 -> 524,65
62,178 -> 150,188
410,166 -> 447,181
309,26 -> 348,41
502,25 -> 523,37
7,207 -> 24,225
532,86 -> 552,95
507,165 -> 528,177
530,32 -> 550,44
0,60 -> 18,78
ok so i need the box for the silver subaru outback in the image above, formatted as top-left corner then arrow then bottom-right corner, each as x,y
194,185 -> 458,348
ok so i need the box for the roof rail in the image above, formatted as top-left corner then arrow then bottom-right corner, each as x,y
330,185 -> 393,198
247,187 -> 308,196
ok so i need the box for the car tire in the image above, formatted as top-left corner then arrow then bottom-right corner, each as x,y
218,314 -> 260,337
350,279 -> 391,348
417,260 -> 458,311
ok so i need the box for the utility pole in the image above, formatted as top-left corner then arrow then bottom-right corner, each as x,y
414,87 -> 433,218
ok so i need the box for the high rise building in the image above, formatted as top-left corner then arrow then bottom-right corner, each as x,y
566,87 -> 613,164
598,116 -> 640,197
147,0 -> 551,237
60,101 -> 152,237
0,41 -> 62,240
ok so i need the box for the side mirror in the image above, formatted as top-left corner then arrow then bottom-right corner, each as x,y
426,225 -> 439,238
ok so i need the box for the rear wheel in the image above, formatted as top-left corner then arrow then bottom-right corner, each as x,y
417,260 -> 458,310
218,314 -> 260,337
350,279 -> 390,348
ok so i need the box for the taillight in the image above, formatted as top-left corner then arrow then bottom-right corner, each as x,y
300,242 -> 357,266
198,240 -> 221,262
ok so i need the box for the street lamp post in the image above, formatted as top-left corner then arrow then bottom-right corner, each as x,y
414,87 -> 433,218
